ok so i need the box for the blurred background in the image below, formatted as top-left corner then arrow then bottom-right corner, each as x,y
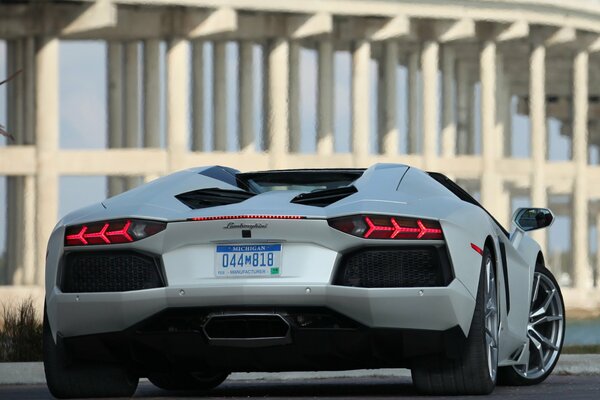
0,0 -> 599,345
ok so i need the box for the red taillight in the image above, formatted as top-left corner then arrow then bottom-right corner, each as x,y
64,219 -> 166,246
328,215 -> 443,240
189,215 -> 306,221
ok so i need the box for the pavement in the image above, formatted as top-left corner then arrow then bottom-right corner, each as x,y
1,354 -> 599,386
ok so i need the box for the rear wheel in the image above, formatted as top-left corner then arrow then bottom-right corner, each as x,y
411,246 -> 499,395
148,371 -> 229,391
498,264 -> 565,386
43,304 -> 139,399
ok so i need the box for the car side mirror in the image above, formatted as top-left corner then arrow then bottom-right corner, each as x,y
513,208 -> 554,232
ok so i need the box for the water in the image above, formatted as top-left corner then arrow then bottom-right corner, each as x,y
564,319 -> 600,345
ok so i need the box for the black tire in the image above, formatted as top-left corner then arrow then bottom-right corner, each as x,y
411,246 -> 498,395
148,371 -> 229,391
498,264 -> 565,386
43,304 -> 139,399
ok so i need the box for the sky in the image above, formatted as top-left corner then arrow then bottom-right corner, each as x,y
0,40 -> 597,258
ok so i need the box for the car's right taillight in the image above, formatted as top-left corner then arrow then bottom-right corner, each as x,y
328,215 -> 443,240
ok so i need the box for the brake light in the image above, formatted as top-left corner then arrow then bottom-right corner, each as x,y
189,215 -> 306,221
328,215 -> 443,240
65,219 -> 166,246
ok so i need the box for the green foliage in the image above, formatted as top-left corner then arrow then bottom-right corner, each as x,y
0,297 -> 43,362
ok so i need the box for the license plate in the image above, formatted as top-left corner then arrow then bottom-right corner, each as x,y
215,244 -> 282,277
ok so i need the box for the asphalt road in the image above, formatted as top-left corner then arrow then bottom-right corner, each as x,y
1,375 -> 600,400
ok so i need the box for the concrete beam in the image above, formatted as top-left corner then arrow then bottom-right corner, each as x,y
545,26 -> 577,47
497,20 -> 529,42
370,15 -> 411,41
288,12 -> 333,39
436,19 -> 476,43
187,7 -> 238,38
61,0 -> 117,36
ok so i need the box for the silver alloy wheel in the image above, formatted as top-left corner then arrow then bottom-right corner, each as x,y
484,257 -> 499,381
513,271 -> 564,380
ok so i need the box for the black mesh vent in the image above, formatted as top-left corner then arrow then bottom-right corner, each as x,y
334,247 -> 452,288
62,251 -> 165,293
176,188 -> 255,209
291,186 -> 357,207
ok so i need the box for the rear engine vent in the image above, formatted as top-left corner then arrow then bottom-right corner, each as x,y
176,188 -> 255,209
204,315 -> 289,339
291,186 -> 357,207
61,251 -> 165,293
334,246 -> 453,288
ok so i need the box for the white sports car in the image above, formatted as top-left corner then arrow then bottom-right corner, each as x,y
43,164 -> 564,398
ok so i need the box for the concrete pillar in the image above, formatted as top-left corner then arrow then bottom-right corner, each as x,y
572,49 -> 591,289
167,38 -> 190,172
107,42 -> 124,196
317,39 -> 334,155
442,46 -> 456,158
352,40 -> 371,166
238,41 -> 254,152
5,40 -> 21,284
378,41 -> 398,156
35,36 -> 60,286
495,54 -> 512,229
480,40 -> 501,215
456,61 -> 470,155
529,41 -> 548,253
22,37 -> 36,285
422,40 -> 439,169
596,213 -> 600,287
124,42 -> 140,189
266,38 -> 290,168
289,41 -> 301,153
466,72 -> 476,155
191,40 -> 205,151
407,48 -> 419,154
213,41 -> 227,151
143,39 -> 161,148
498,55 -> 512,159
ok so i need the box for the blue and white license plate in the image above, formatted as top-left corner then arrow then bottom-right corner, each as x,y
215,244 -> 282,277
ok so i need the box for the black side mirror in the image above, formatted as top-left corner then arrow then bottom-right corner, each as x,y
513,208 -> 554,232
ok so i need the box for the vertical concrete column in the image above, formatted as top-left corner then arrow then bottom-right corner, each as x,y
529,41 -> 548,252
407,48 -> 419,154
213,41 -> 227,151
35,36 -> 60,286
480,40 -> 500,213
238,41 -> 255,152
497,54 -> 512,159
466,72 -> 476,155
421,40 -> 439,169
495,54 -> 511,229
456,61 -> 470,155
12,40 -> 25,284
23,37 -> 37,285
352,40 -> 371,166
5,40 -> 19,284
143,39 -> 161,148
267,38 -> 290,168
379,41 -> 398,156
167,38 -> 190,172
191,40 -> 205,151
442,46 -> 456,158
289,41 -> 301,153
572,49 -> 591,289
107,42 -> 124,196
317,39 -> 334,155
124,42 -> 140,189
596,213 -> 600,287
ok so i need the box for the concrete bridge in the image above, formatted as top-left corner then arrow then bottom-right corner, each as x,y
0,0 -> 599,310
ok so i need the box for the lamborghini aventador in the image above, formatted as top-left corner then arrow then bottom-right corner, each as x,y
43,164 -> 564,398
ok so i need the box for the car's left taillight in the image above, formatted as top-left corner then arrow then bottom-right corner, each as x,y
64,219 -> 166,246
328,214 -> 443,240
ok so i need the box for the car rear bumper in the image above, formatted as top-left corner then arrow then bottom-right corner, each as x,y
60,306 -> 468,373
48,278 -> 475,339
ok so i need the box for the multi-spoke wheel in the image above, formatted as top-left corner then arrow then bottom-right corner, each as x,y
412,246 -> 498,395
498,264 -> 565,386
